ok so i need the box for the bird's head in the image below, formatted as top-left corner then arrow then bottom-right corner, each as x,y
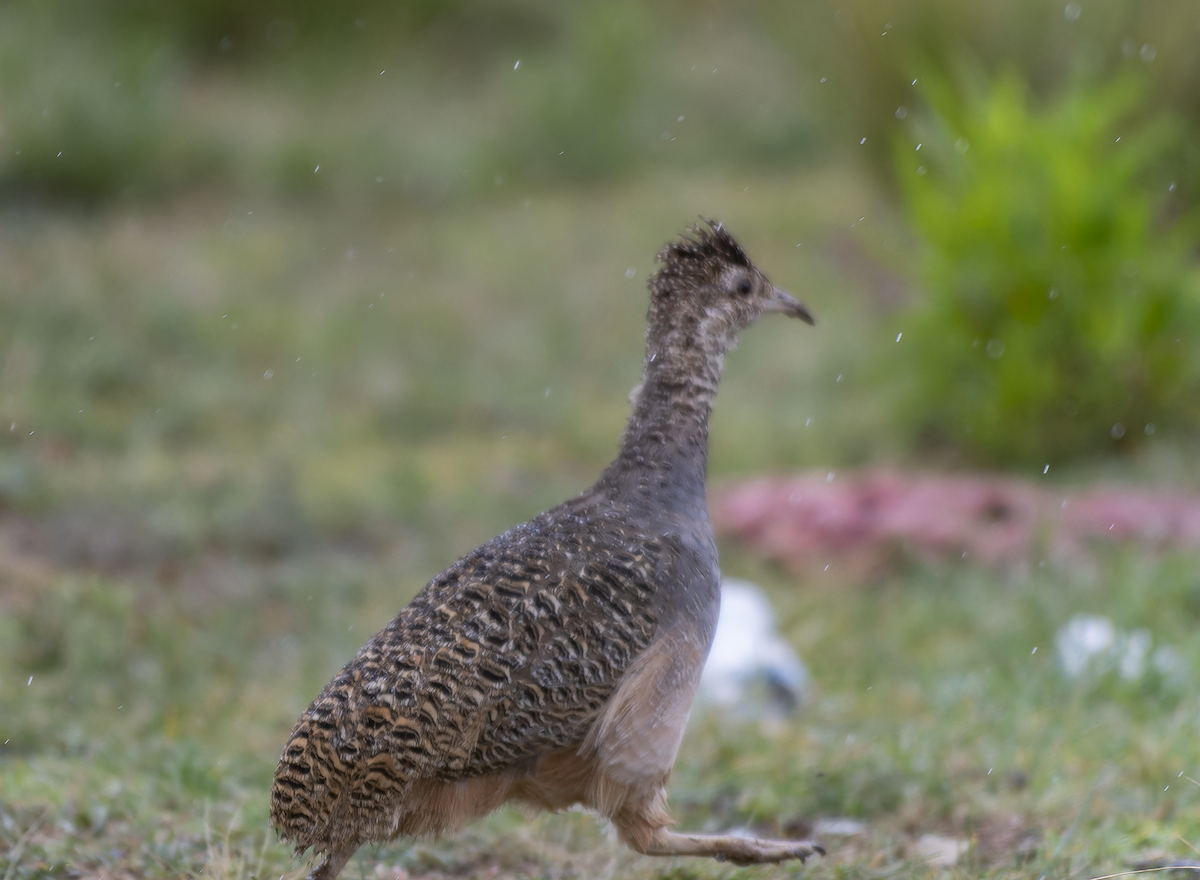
648,219 -> 814,354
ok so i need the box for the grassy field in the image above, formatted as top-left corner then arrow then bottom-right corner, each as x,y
5,8 -> 1200,879
5,166 -> 1200,880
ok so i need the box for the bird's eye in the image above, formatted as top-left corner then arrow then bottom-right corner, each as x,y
736,279 -> 752,295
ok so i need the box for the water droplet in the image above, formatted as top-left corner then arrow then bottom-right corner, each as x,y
1139,43 -> 1156,63
860,137 -> 867,145
1064,2 -> 1081,21
895,106 -> 907,119
1043,464 -> 1050,474
625,267 -> 636,279
986,339 -> 1005,359
826,471 -> 835,483
1111,422 -> 1125,439
1145,423 -> 1155,435
514,60 -> 520,70
264,369 -> 274,380
896,332 -> 903,342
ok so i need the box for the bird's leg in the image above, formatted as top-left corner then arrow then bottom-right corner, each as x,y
639,828 -> 825,866
307,841 -> 360,880
613,793 -> 824,866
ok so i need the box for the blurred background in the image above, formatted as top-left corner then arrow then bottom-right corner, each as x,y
4,1 -> 1200,878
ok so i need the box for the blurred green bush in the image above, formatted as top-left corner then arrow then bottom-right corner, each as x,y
0,4 -> 225,199
4,0 -> 1200,472
888,72 -> 1200,465
0,0 -> 818,200
5,0 -> 1200,207
766,0 -> 1200,190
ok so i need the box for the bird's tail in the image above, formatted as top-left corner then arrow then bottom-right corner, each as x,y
270,711 -> 340,851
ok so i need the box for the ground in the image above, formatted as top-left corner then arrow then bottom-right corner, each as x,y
3,115 -> 1200,880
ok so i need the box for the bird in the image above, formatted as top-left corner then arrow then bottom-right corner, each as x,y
270,219 -> 820,879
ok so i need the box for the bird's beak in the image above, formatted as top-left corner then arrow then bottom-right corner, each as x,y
763,287 -> 815,325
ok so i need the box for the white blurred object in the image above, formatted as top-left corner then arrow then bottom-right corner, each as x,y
1056,614 -> 1163,682
1056,614 -> 1115,678
1119,629 -> 1151,680
698,578 -> 811,711
913,834 -> 968,867
1152,644 -> 1185,677
814,817 -> 866,836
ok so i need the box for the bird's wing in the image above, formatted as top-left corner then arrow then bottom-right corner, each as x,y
353,517 -> 664,778
270,509 -> 665,849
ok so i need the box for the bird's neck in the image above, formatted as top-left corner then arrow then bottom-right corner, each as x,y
599,321 -> 726,512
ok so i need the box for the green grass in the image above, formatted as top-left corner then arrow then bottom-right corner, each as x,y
8,532 -> 1200,877
4,183 -> 1200,880
3,11 -> 1200,878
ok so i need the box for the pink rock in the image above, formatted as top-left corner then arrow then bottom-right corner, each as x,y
711,469 -> 1200,579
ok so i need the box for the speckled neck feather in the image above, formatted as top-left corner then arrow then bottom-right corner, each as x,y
600,223 -> 754,511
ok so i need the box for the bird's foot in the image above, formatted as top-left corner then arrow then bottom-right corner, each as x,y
306,843 -> 359,880
642,828 -> 825,865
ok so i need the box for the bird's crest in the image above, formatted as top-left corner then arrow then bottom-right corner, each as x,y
655,218 -> 752,280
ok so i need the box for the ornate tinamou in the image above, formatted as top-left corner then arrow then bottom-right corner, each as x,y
270,221 -> 819,878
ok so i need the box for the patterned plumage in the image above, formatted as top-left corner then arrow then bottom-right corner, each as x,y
271,221 -> 820,879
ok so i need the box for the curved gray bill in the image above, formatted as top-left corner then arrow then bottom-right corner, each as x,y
764,287 -> 815,325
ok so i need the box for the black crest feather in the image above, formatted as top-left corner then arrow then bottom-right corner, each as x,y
654,218 -> 751,280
